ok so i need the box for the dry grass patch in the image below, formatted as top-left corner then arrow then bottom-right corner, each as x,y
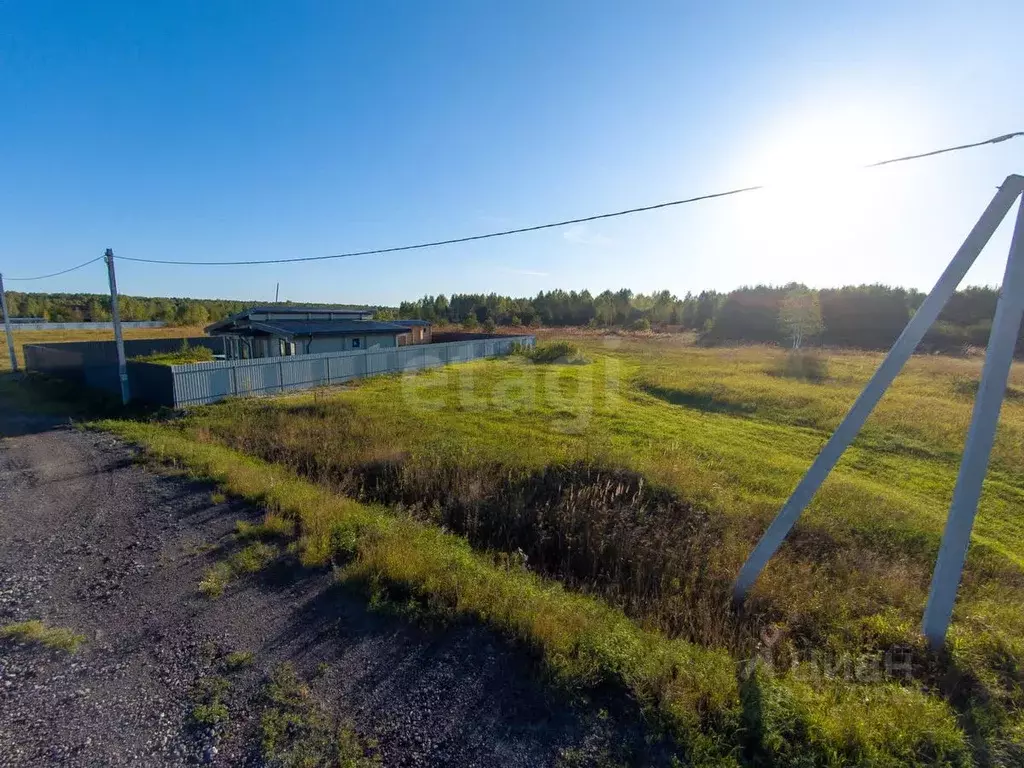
0,620 -> 85,653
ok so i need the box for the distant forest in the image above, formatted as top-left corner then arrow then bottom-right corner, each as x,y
5,285 -> 1020,354
1,293 -> 374,328
393,285 -> 1020,354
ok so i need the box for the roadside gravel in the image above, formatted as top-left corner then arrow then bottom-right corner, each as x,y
0,408 -> 637,766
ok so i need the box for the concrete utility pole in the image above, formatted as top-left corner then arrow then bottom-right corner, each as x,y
0,274 -> 17,374
922,194 -> 1024,648
731,174 -> 1024,650
104,249 -> 130,405
0,273 -> 18,372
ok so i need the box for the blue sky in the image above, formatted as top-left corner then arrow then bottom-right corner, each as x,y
2,1 -> 1022,305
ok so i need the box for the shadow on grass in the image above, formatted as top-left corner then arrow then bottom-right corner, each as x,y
637,381 -> 758,416
951,374 -> 1024,401
0,371 -> 167,423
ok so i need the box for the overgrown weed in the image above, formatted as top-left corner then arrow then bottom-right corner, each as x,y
0,620 -> 85,652
258,663 -> 380,767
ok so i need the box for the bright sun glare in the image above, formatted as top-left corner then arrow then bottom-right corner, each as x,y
726,103 -> 922,282
750,107 -> 896,188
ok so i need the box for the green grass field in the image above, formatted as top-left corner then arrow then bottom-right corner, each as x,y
76,334 -> 1024,764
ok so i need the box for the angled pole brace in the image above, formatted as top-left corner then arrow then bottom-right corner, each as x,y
733,176 -> 1024,624
922,188 -> 1024,647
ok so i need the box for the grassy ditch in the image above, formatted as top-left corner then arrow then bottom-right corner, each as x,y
96,418 -> 972,766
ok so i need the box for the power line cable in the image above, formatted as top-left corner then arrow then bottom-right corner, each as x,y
114,131 -> 1024,267
5,256 -> 106,282
121,183 -> 768,266
14,130 -> 1024,275
864,131 -> 1022,168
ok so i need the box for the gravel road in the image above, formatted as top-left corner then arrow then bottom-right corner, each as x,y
0,408 -> 630,767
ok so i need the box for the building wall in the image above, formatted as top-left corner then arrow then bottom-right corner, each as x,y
397,326 -> 432,346
220,331 -> 399,359
305,332 -> 397,354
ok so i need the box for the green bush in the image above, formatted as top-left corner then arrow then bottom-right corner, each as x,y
770,350 -> 829,382
191,675 -> 231,727
631,317 -> 652,332
512,341 -> 587,364
462,314 -> 479,330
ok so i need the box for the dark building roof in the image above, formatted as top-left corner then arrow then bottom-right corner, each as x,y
242,305 -> 374,315
205,305 -> 431,338
206,305 -> 375,334
215,319 -> 410,339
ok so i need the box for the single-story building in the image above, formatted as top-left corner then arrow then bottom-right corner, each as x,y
205,306 -> 430,359
396,319 -> 432,346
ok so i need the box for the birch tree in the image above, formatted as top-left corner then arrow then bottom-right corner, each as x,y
779,288 -> 824,349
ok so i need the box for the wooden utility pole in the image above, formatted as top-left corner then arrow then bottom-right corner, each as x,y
0,273 -> 17,372
104,249 -> 130,405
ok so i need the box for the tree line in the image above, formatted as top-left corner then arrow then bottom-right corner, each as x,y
1,293 -> 373,328
393,285 -> 1019,354
389,289 -> 721,330
5,285 -> 1018,354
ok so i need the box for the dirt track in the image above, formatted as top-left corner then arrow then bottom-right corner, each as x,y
0,407 -> 621,766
